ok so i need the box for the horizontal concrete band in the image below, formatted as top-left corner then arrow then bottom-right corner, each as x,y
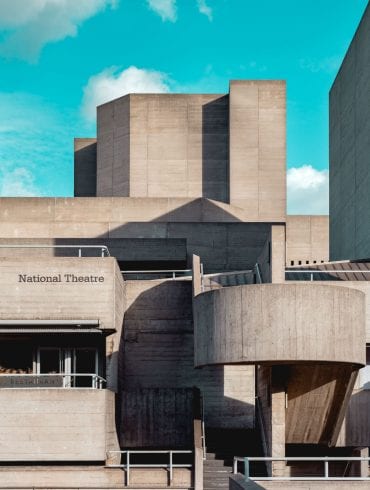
194,283 -> 366,367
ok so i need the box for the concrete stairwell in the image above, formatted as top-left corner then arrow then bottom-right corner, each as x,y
204,451 -> 233,490
203,429 -> 266,490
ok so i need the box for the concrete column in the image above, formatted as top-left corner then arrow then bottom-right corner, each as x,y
271,225 -> 286,283
192,254 -> 202,297
271,367 -> 286,477
350,447 -> 369,477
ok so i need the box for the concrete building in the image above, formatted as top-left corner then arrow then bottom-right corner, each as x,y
0,74 -> 369,490
329,2 -> 370,262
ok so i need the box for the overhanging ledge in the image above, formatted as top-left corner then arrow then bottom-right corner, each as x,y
0,319 -> 99,326
194,283 -> 366,367
0,319 -> 112,334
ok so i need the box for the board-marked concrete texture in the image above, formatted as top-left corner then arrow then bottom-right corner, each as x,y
194,284 -> 365,366
330,3 -> 370,261
286,215 -> 329,266
229,81 -> 286,221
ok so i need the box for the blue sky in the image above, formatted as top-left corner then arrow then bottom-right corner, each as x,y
0,0 -> 368,213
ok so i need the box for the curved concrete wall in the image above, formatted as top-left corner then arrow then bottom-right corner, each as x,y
194,284 -> 366,367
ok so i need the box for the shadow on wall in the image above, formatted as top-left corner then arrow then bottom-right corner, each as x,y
202,96 -> 229,203
343,388 -> 370,447
116,280 -> 255,448
286,363 -> 358,446
74,141 -> 97,197
51,199 -> 271,273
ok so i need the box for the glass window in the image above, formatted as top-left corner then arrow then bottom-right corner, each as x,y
38,348 -> 61,374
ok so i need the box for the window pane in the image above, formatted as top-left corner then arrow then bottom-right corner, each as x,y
74,348 -> 96,387
39,349 -> 60,374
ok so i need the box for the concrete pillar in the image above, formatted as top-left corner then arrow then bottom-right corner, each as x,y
192,254 -> 202,297
271,225 -> 286,283
350,447 -> 369,477
271,367 -> 287,477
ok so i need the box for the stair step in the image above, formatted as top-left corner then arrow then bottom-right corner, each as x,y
204,485 -> 230,489
204,474 -> 232,479
203,466 -> 232,475
204,464 -> 233,469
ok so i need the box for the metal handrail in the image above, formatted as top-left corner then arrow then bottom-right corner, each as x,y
286,269 -> 370,274
201,395 -> 206,460
203,269 -> 253,279
107,450 -> 193,485
121,269 -> 192,280
286,269 -> 370,282
254,263 -> 263,283
0,244 -> 110,257
0,373 -> 106,389
233,456 -> 370,481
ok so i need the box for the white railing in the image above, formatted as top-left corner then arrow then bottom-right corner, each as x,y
107,450 -> 193,485
201,395 -> 206,460
233,456 -> 370,481
285,269 -> 370,281
0,244 -> 110,257
121,269 -> 192,280
0,373 -> 106,389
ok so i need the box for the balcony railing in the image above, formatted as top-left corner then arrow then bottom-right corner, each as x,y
121,269 -> 192,280
0,373 -> 106,389
285,269 -> 370,281
0,244 -> 110,257
107,450 -> 193,486
233,456 -> 370,481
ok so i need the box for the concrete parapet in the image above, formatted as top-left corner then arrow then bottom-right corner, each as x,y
0,389 -> 109,462
194,283 -> 366,367
0,257 -> 124,332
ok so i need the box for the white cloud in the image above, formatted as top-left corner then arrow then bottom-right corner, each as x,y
0,167 -> 42,197
81,66 -> 171,122
147,0 -> 177,21
147,0 -> 212,22
0,0 -> 116,62
299,56 -> 341,74
197,0 -> 212,20
287,165 -> 329,215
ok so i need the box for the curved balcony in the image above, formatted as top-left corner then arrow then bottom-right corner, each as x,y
194,283 -> 366,445
194,283 -> 366,368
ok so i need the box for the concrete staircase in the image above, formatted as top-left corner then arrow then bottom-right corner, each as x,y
203,429 -> 266,490
204,451 -> 233,490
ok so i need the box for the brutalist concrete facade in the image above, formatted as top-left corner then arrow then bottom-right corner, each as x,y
329,2 -> 370,261
1,77 -> 370,490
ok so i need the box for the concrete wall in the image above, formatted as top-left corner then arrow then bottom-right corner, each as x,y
121,280 -> 255,430
0,257 -> 124,333
290,280 -> 370,343
338,389 -> 370,447
0,466 -> 191,489
120,388 -> 194,448
330,3 -> 370,261
94,83 -> 286,223
229,81 -> 286,221
286,215 -> 329,266
0,389 -> 109,461
0,197 -> 272,272
194,284 -> 366,366
97,94 -> 229,202
97,95 -> 130,196
74,138 -> 97,197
